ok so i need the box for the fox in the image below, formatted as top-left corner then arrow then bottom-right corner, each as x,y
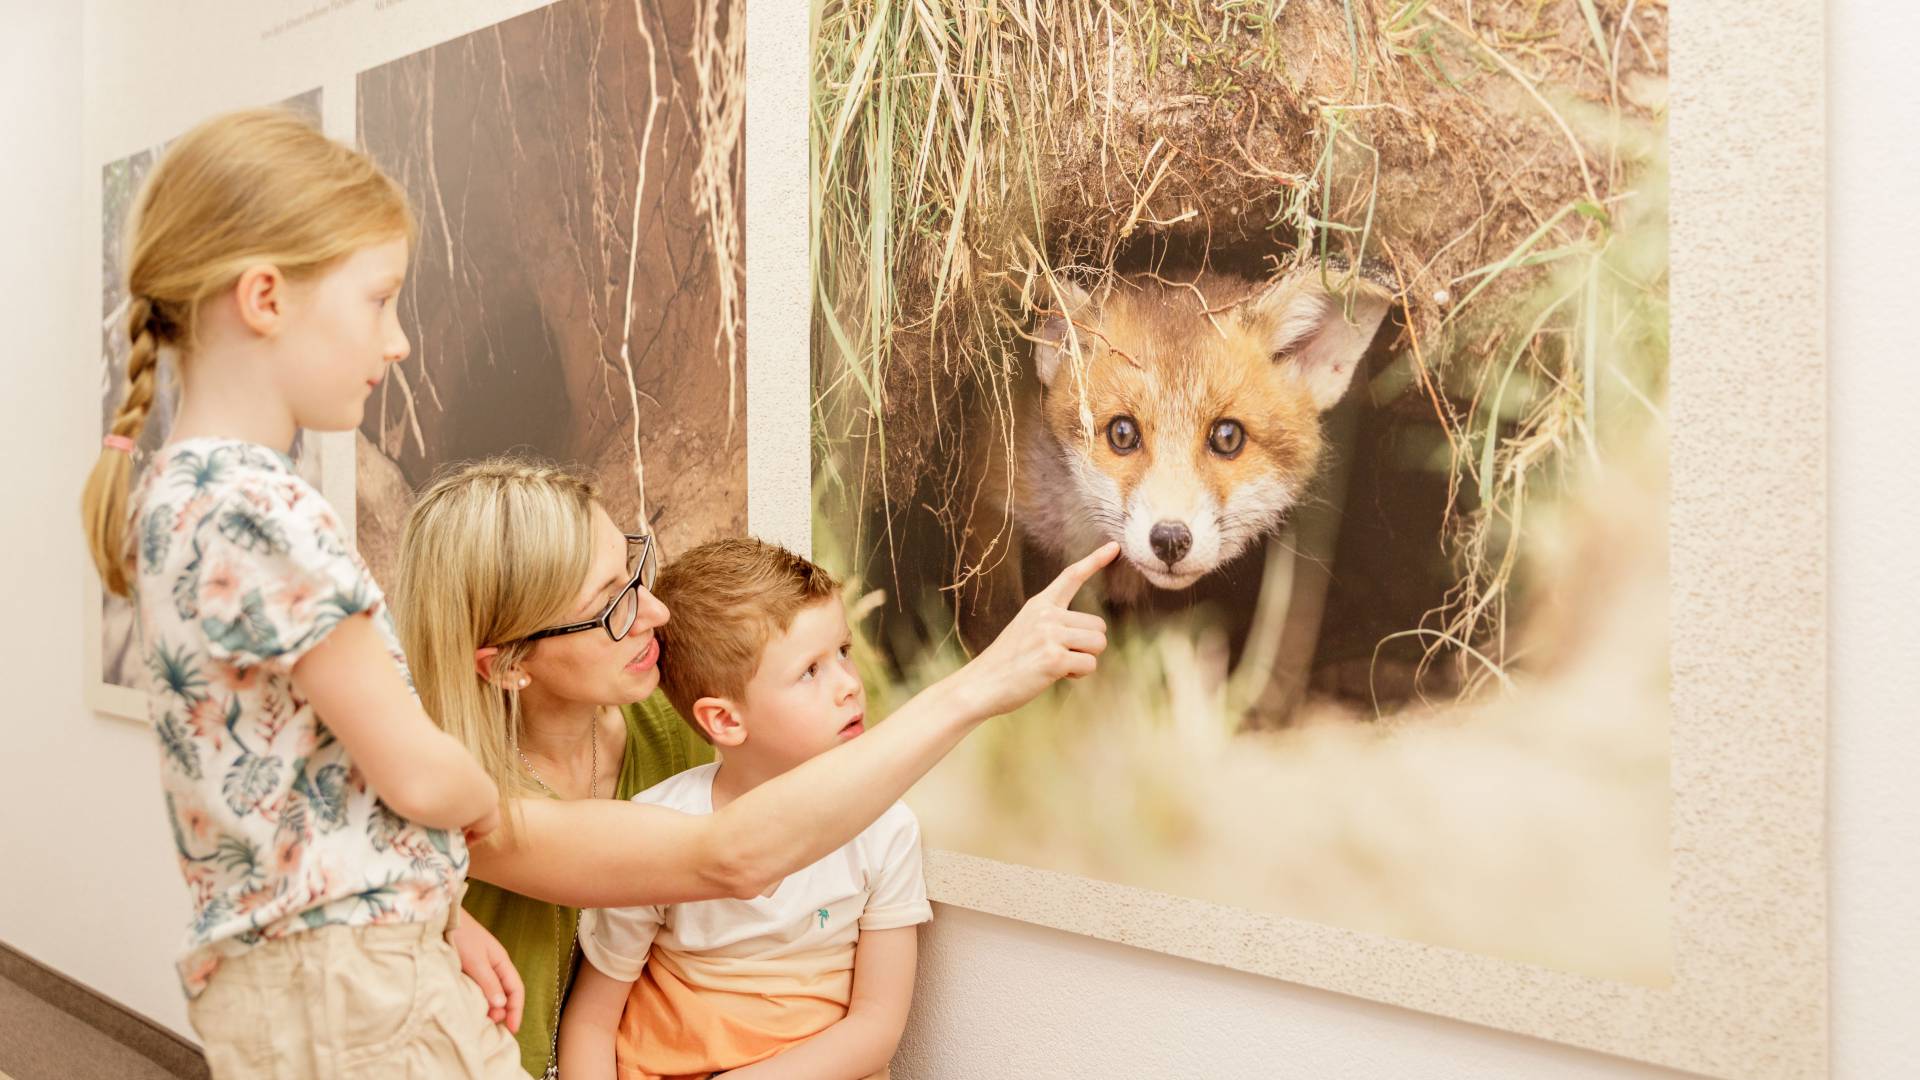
1012,263 -> 1393,605
951,260 -> 1394,722
942,262 -> 1394,722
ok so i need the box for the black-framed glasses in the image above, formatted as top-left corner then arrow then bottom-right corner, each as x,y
523,533 -> 658,644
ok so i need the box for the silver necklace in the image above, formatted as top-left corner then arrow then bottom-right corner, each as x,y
516,714 -> 599,800
516,715 -> 599,1080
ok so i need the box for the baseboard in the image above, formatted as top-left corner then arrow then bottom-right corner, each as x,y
0,940 -> 207,1080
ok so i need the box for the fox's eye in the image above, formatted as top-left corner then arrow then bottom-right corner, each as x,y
1208,419 -> 1245,458
1107,415 -> 1141,455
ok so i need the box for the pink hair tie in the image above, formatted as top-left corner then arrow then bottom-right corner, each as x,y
102,434 -> 136,453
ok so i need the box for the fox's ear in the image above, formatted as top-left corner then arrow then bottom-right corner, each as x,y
1245,267 -> 1393,411
1032,277 -> 1096,389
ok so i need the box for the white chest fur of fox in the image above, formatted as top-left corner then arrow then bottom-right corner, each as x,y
1017,265 -> 1392,603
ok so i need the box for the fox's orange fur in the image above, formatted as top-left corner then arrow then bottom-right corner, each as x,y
1017,265 -> 1390,603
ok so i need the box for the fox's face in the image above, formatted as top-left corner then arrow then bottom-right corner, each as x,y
1026,267 -> 1391,591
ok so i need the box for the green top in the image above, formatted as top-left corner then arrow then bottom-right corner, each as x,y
463,693 -> 715,1078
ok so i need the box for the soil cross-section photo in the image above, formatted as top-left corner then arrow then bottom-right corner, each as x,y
355,0 -> 746,587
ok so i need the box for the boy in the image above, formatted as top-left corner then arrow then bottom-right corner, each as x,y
557,538 -> 926,1080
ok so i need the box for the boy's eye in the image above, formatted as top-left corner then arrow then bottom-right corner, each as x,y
801,663 -> 817,681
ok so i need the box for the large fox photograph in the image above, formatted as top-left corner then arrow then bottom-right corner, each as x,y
812,1 -> 1670,982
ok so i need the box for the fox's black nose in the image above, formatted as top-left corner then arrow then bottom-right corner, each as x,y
1149,521 -> 1192,567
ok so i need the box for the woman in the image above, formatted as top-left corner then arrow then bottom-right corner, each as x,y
393,457 -> 1115,1076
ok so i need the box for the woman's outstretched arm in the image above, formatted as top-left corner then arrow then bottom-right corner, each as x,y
469,543 -> 1116,907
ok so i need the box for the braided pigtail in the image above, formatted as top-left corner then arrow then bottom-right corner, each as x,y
81,295 -> 167,597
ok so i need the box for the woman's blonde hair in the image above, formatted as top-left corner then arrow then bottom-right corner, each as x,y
81,107 -> 416,597
395,457 -> 602,834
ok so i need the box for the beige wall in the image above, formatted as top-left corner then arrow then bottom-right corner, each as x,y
0,0 -> 197,1037
2,1 -> 1913,1077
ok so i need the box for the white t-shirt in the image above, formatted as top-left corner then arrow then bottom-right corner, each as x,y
580,763 -> 932,983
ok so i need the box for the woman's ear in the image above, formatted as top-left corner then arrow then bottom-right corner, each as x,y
692,697 -> 746,747
474,646 -> 526,690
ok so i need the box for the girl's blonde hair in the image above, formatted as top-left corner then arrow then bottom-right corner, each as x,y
395,457 -> 603,834
81,107 -> 415,597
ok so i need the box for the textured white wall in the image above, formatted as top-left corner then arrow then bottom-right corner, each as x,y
0,0 -> 197,1037
1825,2 -> 1920,1074
2,2 -> 1914,1078
896,905 -> 1701,1079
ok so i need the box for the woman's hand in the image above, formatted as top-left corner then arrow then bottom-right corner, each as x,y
953,541 -> 1117,718
449,912 -> 524,1033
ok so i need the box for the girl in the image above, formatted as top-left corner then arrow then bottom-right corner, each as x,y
79,108 -> 522,1078
394,458 -> 1116,1078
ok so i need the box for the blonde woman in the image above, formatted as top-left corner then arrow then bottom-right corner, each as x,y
395,458 -> 1117,1077
78,109 -> 521,1077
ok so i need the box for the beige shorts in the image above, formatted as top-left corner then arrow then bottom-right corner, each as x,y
187,920 -> 523,1079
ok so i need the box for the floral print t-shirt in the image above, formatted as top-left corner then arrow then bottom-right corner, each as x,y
130,438 -> 466,997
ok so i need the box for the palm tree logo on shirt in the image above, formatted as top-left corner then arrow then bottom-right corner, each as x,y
817,908 -> 829,928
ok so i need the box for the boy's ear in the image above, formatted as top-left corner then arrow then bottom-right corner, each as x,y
1244,265 -> 1394,411
692,697 -> 746,747
1032,276 -> 1098,390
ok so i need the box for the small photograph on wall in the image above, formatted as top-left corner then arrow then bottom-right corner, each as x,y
354,0 -> 746,589
811,2 -> 1671,983
92,88 -> 323,719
